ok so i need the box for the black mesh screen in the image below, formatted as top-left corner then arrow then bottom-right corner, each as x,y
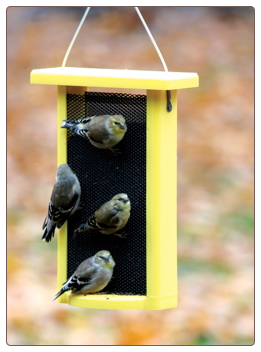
66,92 -> 147,295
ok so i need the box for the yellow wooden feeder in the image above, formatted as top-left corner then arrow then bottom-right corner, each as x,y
30,8 -> 198,310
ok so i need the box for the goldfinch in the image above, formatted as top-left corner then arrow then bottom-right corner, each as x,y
61,115 -> 127,151
53,250 -> 115,300
42,163 -> 81,242
75,193 -> 131,237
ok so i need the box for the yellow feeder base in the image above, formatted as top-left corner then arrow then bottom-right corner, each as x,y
31,67 -> 198,310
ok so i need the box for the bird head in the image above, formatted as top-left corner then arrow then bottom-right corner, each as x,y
108,115 -> 127,136
111,193 -> 131,211
56,163 -> 74,180
95,250 -> 115,269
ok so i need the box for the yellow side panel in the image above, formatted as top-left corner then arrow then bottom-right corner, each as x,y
56,86 -> 69,303
146,90 -> 178,305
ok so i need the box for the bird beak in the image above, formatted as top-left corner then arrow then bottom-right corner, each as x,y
123,198 -> 129,203
104,256 -> 110,263
120,123 -> 125,130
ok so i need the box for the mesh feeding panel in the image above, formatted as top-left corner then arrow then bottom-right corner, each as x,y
66,92 -> 147,295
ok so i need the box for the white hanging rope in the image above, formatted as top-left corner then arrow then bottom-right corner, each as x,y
62,7 -> 91,67
61,6 -> 169,73
134,7 -> 169,73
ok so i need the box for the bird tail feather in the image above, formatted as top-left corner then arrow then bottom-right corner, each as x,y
73,223 -> 88,236
61,120 -> 84,135
42,224 -> 56,242
61,117 -> 92,128
61,120 -> 75,129
53,287 -> 67,301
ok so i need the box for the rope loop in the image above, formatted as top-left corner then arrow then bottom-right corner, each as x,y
62,6 -> 169,74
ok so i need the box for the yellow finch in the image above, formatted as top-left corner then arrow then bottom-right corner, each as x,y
42,163 -> 81,242
61,115 -> 127,151
75,193 -> 131,237
53,250 -> 115,300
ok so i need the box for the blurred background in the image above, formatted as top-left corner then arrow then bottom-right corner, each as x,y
7,6 -> 254,345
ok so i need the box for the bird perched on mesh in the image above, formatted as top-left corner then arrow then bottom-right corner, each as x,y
61,115 -> 127,152
53,250 -> 115,300
75,193 -> 131,237
42,163 -> 81,242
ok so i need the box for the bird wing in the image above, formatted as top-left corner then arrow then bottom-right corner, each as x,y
68,260 -> 98,292
94,206 -> 120,228
66,273 -> 93,292
73,116 -> 92,125
74,117 -> 92,139
49,191 -> 79,229
87,115 -> 110,144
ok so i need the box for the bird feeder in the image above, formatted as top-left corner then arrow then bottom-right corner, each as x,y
31,67 -> 198,309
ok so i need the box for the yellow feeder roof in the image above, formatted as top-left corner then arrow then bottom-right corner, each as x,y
30,67 -> 198,90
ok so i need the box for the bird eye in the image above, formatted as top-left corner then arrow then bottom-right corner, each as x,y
114,121 -> 120,126
99,255 -> 110,262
